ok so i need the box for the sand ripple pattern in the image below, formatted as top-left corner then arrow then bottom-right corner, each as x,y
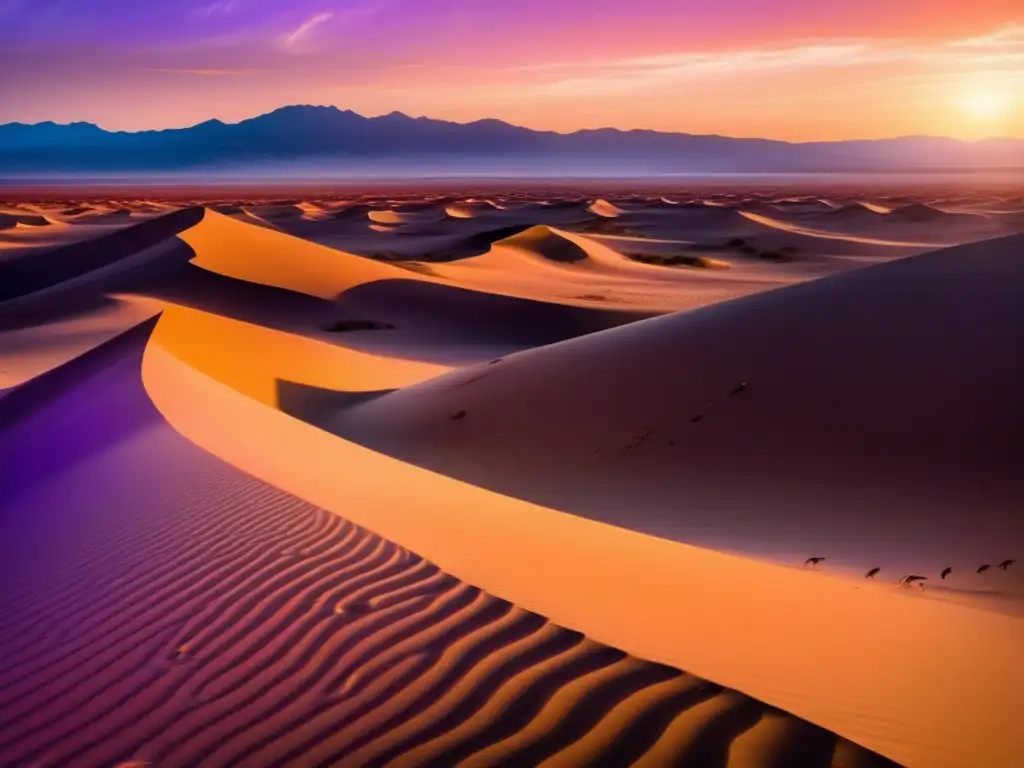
0,461 -> 896,768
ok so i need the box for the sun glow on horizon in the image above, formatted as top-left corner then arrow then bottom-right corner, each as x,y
960,84 -> 1013,121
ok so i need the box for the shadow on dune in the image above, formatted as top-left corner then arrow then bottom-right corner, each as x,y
285,233 -> 1024,578
0,318 -> 161,504
139,258 -> 339,333
0,207 -> 205,302
275,379 -> 396,423
0,292 -> 127,333
334,278 -> 655,346
425,223 -> 535,261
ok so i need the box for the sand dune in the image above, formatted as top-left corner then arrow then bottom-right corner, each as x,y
468,225 -> 677,274
326,232 -> 1024,592
427,224 -> 800,313
737,209 -> 945,249
491,225 -> 593,264
885,202 -> 985,223
628,204 -> 774,241
589,199 -> 625,218
0,321 -> 895,768
5,186 -> 1023,768
822,202 -> 888,220
0,212 -> 58,228
445,204 -> 478,219
171,210 -> 659,355
444,201 -> 505,220
0,294 -> 164,388
770,198 -> 838,214
329,203 -> 376,221
243,203 -> 332,223
0,207 -> 204,302
369,209 -> 445,226
69,208 -> 136,224
179,209 -> 405,300
148,300 -> 1022,768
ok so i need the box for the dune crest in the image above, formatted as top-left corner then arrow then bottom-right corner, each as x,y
179,209 -> 410,299
589,199 -> 625,218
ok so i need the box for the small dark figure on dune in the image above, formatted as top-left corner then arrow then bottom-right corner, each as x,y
865,567 -> 880,580
941,567 -> 952,580
899,575 -> 928,590
999,559 -> 1016,571
730,382 -> 748,395
978,564 -> 992,574
805,557 -> 826,568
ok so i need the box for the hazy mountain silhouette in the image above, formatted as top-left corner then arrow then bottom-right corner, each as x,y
2,105 -> 1021,176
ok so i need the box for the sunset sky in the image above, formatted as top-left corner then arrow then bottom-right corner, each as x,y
1,0 -> 1021,140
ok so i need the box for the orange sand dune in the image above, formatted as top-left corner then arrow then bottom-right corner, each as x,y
428,225 -> 795,312
179,209 -> 406,300
176,211 -> 660,345
146,301 -> 1022,768
444,204 -> 478,219
588,199 -> 625,218
0,322 -> 893,768
296,201 -> 331,219
443,201 -> 505,220
369,209 -> 445,226
327,232 -> 1024,592
5,189 -> 1022,768
150,304 -> 450,407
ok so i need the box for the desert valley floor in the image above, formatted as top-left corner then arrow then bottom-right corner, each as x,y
2,185 -> 1023,768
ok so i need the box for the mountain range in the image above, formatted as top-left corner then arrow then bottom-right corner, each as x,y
2,105 -> 1022,177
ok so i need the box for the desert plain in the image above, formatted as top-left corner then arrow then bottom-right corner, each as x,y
2,183 -> 1023,768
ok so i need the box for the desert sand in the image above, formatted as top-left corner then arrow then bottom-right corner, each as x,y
3,185 -> 1023,768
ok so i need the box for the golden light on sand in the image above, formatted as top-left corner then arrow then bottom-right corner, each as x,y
4,189 -> 1024,768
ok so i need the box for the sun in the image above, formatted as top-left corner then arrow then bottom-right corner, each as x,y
961,86 -> 1009,119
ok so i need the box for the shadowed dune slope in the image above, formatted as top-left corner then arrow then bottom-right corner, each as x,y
326,233 -> 1024,580
492,225 -> 593,263
427,223 -> 535,260
175,211 -> 654,343
369,209 -> 444,226
470,226 -> 675,276
0,323 -> 894,768
0,207 -> 204,302
0,212 -> 57,229
886,203 -> 970,222
335,278 -> 655,345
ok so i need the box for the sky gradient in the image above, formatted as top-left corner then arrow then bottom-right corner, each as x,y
1,0 -> 1022,140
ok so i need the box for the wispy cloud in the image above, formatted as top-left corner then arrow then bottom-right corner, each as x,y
948,24 -> 1024,49
280,11 -> 334,52
278,2 -> 386,53
520,27 -> 1024,95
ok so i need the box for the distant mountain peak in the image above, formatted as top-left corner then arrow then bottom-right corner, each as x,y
1,105 -> 1021,174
